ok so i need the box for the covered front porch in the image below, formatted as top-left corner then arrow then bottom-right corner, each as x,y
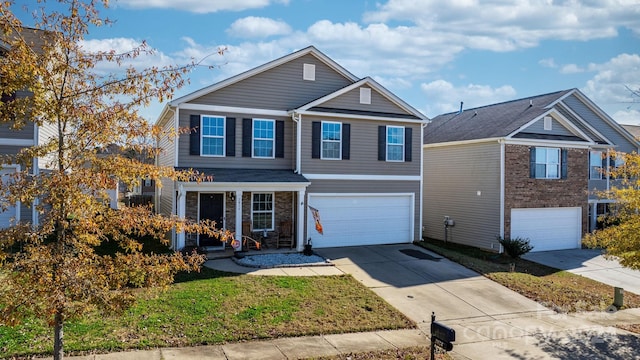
174,168 -> 310,252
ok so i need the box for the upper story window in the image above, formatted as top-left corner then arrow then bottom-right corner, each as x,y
201,115 -> 225,156
253,119 -> 274,158
386,126 -> 405,161
535,147 -> 560,179
530,147 -> 567,179
590,151 -> 603,180
321,121 -> 342,160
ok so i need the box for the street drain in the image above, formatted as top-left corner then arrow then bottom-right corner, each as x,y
399,249 -> 442,261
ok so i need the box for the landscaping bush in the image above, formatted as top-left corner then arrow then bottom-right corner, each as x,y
498,236 -> 533,259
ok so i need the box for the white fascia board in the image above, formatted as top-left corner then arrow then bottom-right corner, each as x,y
308,192 -> 415,198
177,181 -> 310,192
423,137 -> 503,149
503,138 -> 593,149
0,138 -> 35,146
303,174 -> 421,181
178,103 -> 289,117
169,47 -> 358,106
297,110 -> 425,124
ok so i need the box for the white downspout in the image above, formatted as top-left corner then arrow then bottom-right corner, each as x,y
292,112 -> 302,174
499,139 -> 505,253
419,121 -> 427,241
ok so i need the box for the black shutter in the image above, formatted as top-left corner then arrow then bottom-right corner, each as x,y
404,127 -> 412,162
342,123 -> 350,160
378,126 -> 386,161
189,114 -> 200,156
226,117 -> 235,157
561,149 -> 568,179
275,120 -> 284,158
242,118 -> 252,157
529,147 -> 536,178
312,121 -> 321,159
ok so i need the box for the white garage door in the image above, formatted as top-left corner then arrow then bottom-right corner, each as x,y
307,193 -> 413,248
0,167 -> 17,228
511,207 -> 581,252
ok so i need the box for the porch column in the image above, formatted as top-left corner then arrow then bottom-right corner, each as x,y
296,189 -> 306,252
235,190 -> 243,251
176,184 -> 186,250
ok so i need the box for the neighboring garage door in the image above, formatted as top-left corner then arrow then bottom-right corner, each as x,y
510,207 -> 581,252
0,167 -> 17,228
307,193 -> 413,248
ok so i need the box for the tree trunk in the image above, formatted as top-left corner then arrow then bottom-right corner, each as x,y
53,310 -> 64,360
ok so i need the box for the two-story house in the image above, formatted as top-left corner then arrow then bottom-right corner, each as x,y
423,89 -> 639,252
155,46 -> 428,252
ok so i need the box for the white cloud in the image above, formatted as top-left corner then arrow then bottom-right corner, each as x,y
116,0 -> 289,14
612,109 -> 640,125
227,17 -> 292,38
560,64 -> 585,74
581,53 -> 640,123
363,0 -> 639,51
539,58 -> 557,68
79,38 -> 174,74
419,80 -> 517,117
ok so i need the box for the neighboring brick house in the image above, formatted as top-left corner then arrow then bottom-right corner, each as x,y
155,46 -> 428,251
423,89 -> 639,252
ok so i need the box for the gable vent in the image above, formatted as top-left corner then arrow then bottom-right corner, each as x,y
360,87 -> 371,104
303,63 -> 316,81
544,116 -> 552,131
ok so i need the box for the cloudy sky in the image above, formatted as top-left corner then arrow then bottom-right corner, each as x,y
13,0 -> 640,124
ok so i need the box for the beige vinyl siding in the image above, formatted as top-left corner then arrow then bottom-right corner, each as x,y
301,116 -> 421,176
156,111 -> 176,217
305,179 -> 421,240
423,142 -> 501,251
320,86 -> 410,114
191,54 -> 353,111
157,177 -> 174,217
177,110 -> 295,169
36,122 -> 58,170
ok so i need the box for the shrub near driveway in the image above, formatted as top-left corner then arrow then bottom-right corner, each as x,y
419,240 -> 640,313
0,268 -> 415,358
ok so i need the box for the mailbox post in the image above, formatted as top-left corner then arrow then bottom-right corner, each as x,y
431,312 -> 455,359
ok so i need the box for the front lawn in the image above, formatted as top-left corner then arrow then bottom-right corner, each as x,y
418,239 -> 640,313
0,267 -> 414,358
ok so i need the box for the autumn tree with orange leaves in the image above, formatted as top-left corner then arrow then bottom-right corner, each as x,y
0,1 -> 226,359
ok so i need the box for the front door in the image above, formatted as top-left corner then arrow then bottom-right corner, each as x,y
199,193 -> 224,248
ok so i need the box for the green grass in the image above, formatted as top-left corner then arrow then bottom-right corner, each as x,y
418,239 -> 640,313
0,267 -> 414,358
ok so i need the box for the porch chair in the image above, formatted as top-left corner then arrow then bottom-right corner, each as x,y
242,222 -> 261,250
276,220 -> 294,249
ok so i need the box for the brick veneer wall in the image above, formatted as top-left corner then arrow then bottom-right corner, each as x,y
504,144 -> 588,238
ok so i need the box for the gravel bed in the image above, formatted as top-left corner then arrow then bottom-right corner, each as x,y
232,252 -> 331,268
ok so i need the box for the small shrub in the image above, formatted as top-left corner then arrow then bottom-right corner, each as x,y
498,236 -> 533,259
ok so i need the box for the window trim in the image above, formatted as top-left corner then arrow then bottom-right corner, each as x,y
386,125 -> 405,162
534,147 -> 561,179
320,121 -> 342,160
252,118 -> 275,159
251,192 -> 274,231
200,115 -> 226,157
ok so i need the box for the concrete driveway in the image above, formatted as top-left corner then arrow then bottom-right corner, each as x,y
523,249 -> 640,295
315,244 -> 640,359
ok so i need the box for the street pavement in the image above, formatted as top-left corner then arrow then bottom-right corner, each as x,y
64,244 -> 640,359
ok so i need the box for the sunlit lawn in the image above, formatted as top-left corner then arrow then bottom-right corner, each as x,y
0,267 -> 414,358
